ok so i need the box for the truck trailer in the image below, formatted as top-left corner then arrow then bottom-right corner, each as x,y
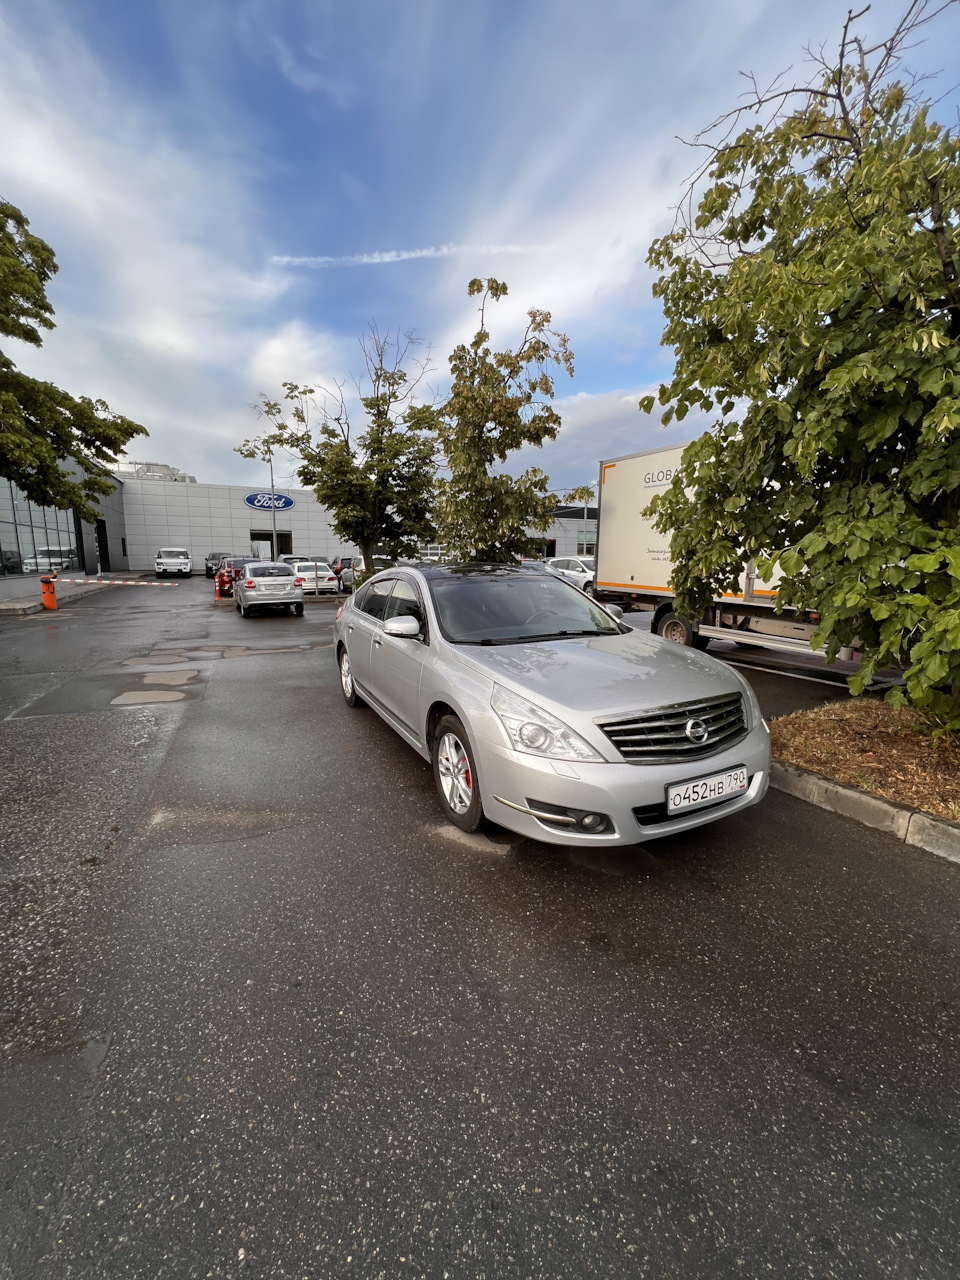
595,443 -> 838,656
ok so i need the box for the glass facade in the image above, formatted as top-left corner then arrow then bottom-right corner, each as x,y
0,480 -> 81,576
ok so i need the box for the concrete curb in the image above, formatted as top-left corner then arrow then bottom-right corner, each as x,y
770,760 -> 960,866
0,582 -> 115,617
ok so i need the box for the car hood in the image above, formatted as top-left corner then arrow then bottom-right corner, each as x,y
449,628 -> 744,719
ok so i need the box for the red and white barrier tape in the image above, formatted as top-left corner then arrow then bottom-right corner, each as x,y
53,579 -> 180,587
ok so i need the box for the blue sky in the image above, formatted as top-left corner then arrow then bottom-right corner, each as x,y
2,0 -> 959,493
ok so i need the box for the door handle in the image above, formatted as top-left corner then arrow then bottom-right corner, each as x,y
373,638 -> 382,647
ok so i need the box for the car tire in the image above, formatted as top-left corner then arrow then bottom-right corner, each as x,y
156,571 -> 164,578
235,600 -> 241,613
294,603 -> 304,616
338,646 -> 364,707
584,580 -> 596,597
432,714 -> 483,833
239,599 -> 248,618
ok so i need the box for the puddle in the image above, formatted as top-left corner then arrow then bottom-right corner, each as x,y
110,691 -> 186,705
565,847 -> 660,876
122,654 -> 186,666
432,825 -> 514,856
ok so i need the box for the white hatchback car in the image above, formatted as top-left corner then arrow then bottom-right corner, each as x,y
546,555 -> 595,594
155,548 -> 192,577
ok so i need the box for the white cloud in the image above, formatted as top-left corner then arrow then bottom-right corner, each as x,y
507,388 -> 714,492
272,243 -> 545,268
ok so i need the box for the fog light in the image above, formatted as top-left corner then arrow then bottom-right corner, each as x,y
580,813 -> 604,830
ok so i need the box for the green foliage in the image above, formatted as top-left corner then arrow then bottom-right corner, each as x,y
436,279 -> 575,561
244,328 -> 439,571
0,199 -> 146,522
640,5 -> 960,731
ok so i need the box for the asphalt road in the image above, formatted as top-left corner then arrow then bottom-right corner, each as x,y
1,580 -> 958,1280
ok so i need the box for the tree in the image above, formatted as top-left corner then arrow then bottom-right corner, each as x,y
639,1 -> 960,729
0,199 -> 146,522
436,278 -> 578,561
244,327 -> 439,571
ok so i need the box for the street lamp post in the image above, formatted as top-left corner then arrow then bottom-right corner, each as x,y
268,448 -> 278,558
579,481 -> 597,556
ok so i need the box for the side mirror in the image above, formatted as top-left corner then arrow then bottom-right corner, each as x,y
605,604 -> 624,619
383,615 -> 421,639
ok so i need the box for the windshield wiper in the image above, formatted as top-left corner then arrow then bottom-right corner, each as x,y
454,628 -> 616,645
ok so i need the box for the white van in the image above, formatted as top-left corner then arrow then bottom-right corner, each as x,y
155,548 -> 192,577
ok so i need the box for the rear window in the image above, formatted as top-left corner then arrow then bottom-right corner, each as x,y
248,564 -> 294,578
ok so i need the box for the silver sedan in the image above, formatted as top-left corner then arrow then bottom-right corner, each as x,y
332,565 -> 770,846
235,562 -> 304,617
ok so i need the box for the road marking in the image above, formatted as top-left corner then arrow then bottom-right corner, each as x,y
718,657 -> 854,689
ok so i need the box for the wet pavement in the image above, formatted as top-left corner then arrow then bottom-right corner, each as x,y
1,580 -> 959,1279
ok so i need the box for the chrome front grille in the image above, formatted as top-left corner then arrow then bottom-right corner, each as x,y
598,692 -> 746,763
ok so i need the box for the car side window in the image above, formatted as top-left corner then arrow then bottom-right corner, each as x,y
554,559 -> 571,571
357,578 -> 394,621
384,579 -> 425,628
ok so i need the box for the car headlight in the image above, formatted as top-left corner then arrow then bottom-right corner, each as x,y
491,685 -> 604,762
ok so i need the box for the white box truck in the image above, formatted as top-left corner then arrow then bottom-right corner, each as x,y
595,443 -> 829,655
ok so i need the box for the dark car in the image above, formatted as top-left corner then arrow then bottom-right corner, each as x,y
215,556 -> 260,597
205,551 -> 232,578
333,555 -> 363,590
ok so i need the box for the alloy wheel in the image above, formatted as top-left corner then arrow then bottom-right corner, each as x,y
437,732 -> 473,814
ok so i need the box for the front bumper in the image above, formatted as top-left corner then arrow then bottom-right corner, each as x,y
476,721 -> 771,847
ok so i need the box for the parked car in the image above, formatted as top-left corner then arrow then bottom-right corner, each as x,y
21,545 -> 79,574
155,548 -> 192,577
205,551 -> 232,578
215,556 -> 260,597
546,555 -> 596,595
333,555 -> 363,590
292,560 -> 339,594
515,558 -> 563,578
333,564 -> 770,846
235,562 -> 304,617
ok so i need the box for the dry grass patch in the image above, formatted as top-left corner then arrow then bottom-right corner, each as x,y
769,699 -> 960,822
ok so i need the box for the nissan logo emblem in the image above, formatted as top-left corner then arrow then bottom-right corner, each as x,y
684,718 -> 709,744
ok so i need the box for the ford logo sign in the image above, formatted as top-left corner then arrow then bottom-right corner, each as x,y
244,491 -> 295,511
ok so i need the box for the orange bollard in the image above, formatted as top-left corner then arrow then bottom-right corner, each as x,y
40,576 -> 58,610
214,577 -> 221,601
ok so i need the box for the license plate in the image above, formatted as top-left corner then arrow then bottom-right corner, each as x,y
666,766 -> 748,814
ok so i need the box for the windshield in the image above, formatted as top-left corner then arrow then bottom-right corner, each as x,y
428,573 -> 620,644
159,549 -> 188,558
579,557 -> 595,570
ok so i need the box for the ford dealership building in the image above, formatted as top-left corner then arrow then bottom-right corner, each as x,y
120,477 -> 353,571
0,460 -> 596,602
